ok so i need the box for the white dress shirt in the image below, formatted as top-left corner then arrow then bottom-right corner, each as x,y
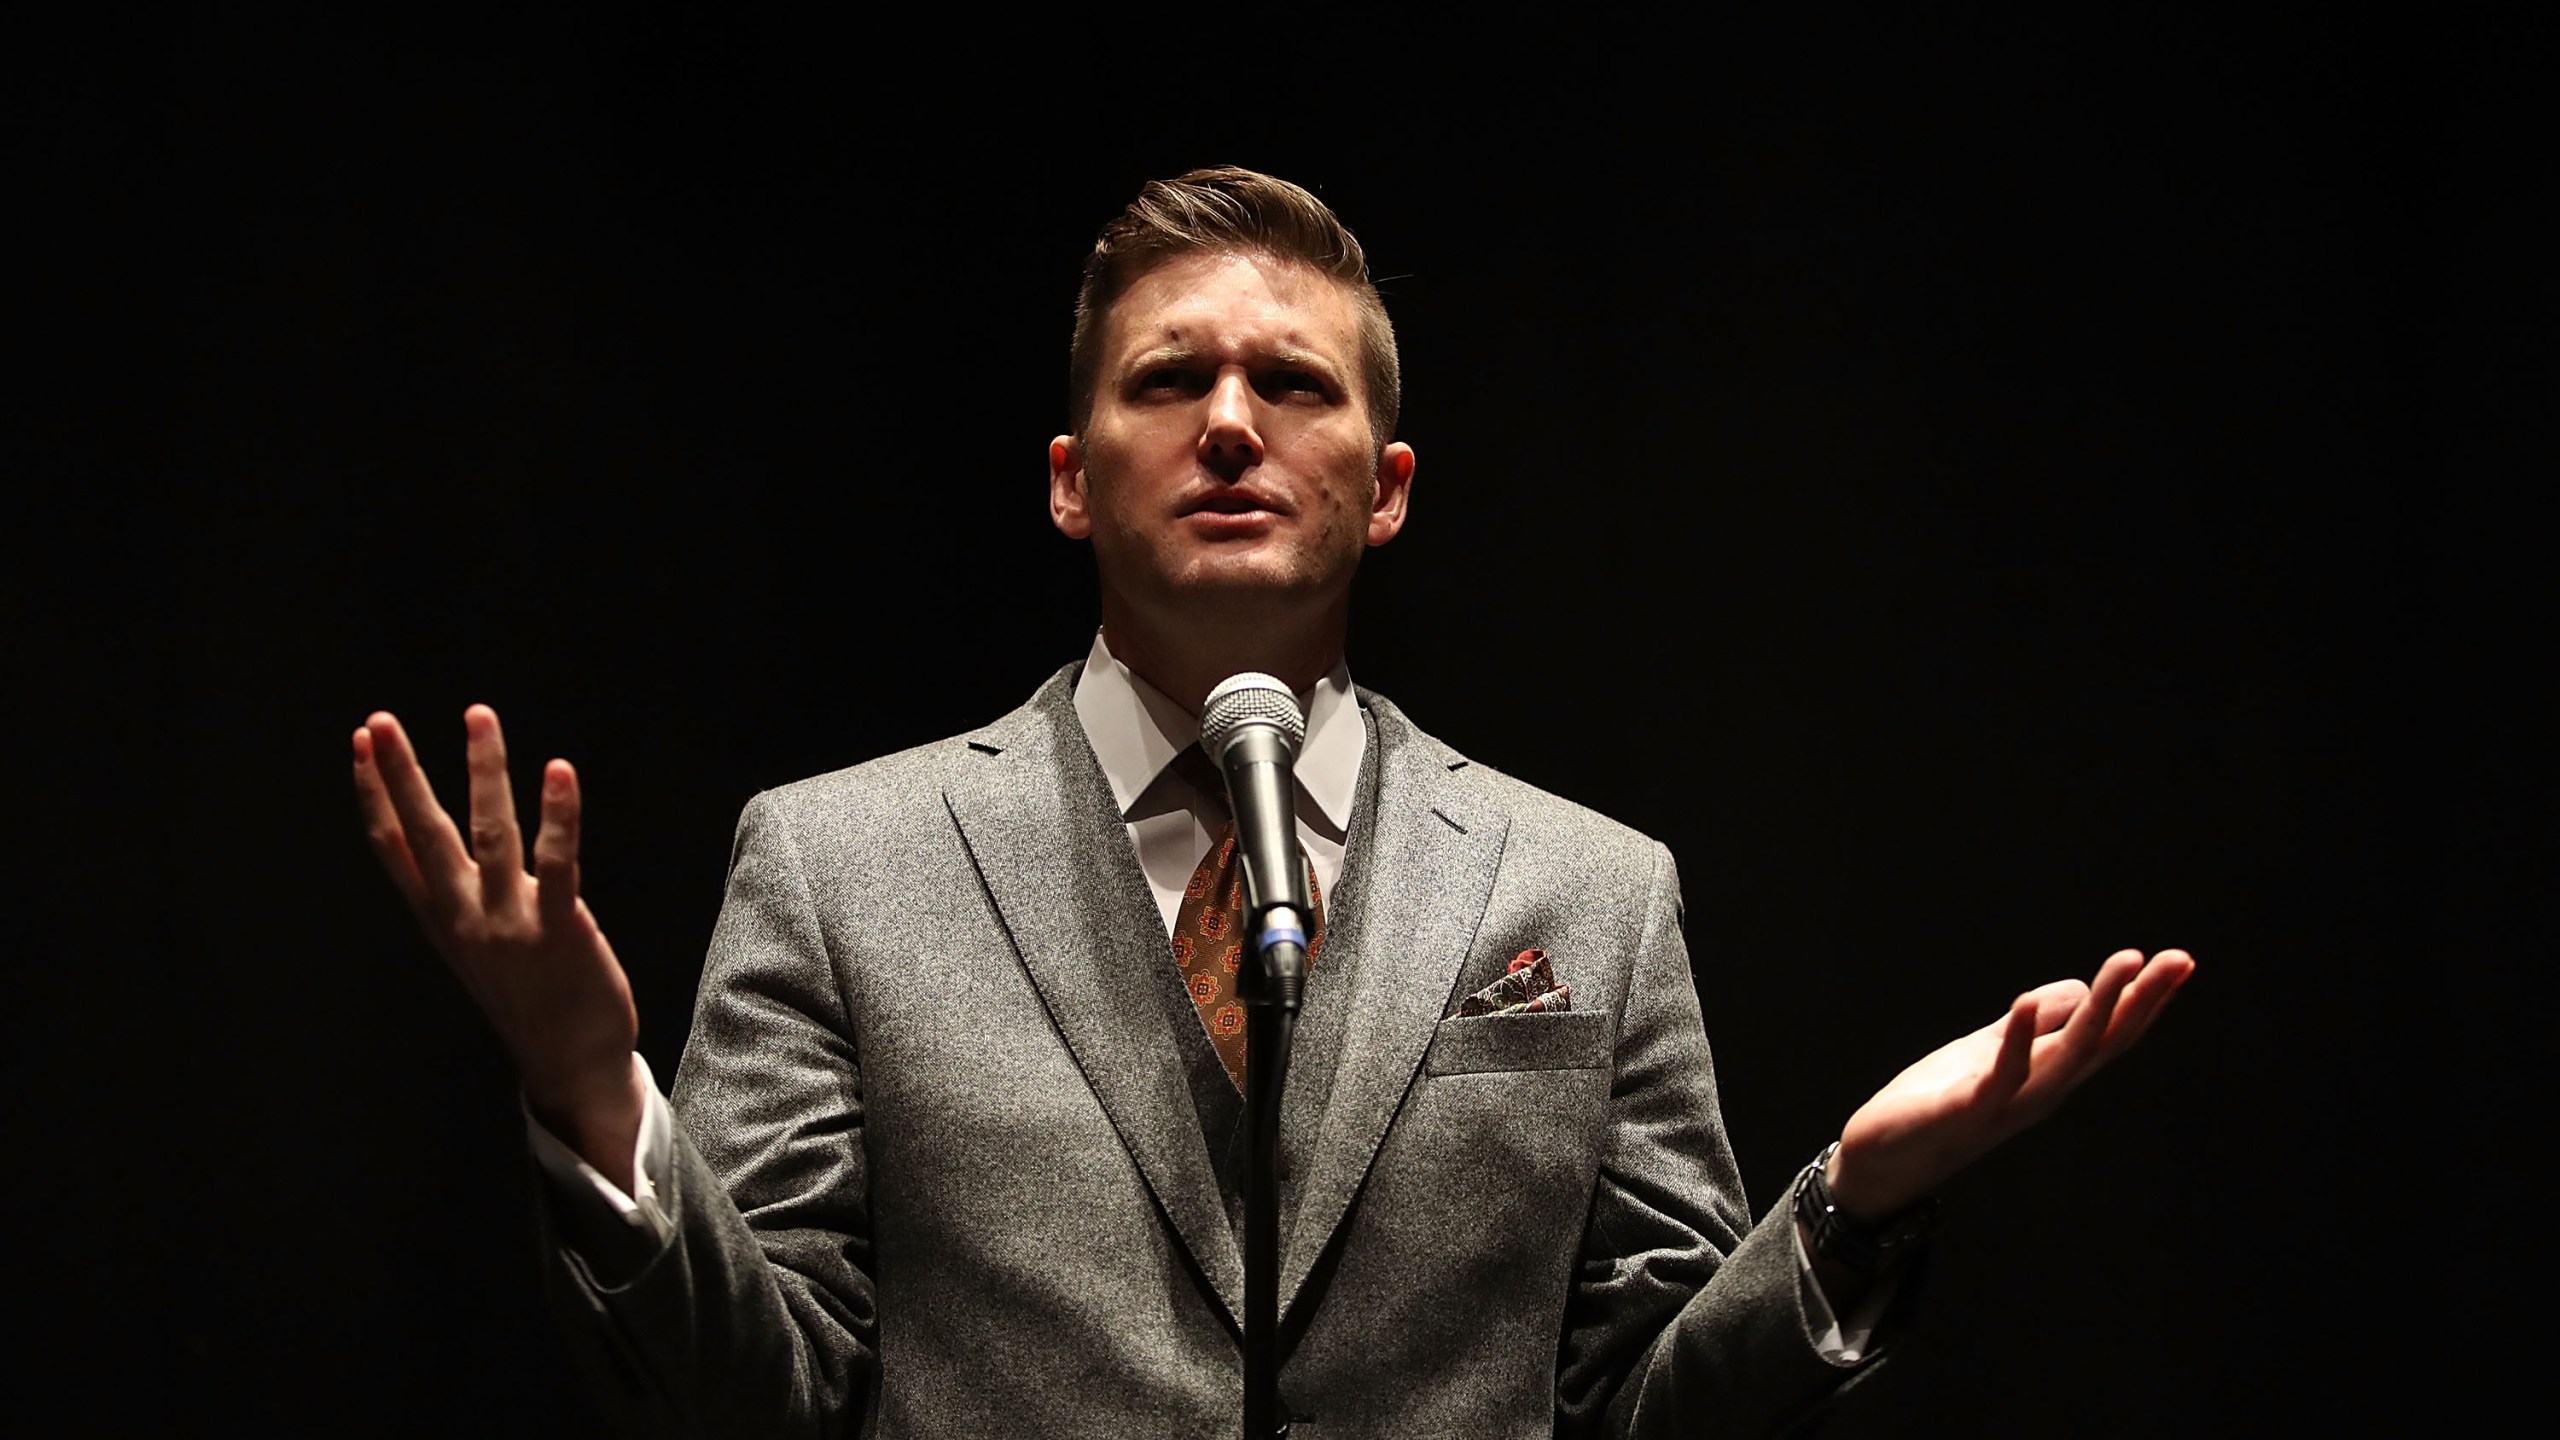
1070,629 -> 1360,932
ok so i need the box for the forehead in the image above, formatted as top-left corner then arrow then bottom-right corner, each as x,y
1102,251 -> 1363,367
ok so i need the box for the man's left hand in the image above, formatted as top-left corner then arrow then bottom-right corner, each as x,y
1824,949 -> 2196,1220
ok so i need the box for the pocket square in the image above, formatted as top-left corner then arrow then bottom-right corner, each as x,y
1457,948 -> 1573,1016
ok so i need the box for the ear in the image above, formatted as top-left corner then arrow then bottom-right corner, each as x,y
1049,435 -> 1091,539
1366,441 -> 1416,547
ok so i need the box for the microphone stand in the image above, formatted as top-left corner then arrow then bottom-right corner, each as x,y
1205,676 -> 1313,1439
1240,900 -> 1307,1440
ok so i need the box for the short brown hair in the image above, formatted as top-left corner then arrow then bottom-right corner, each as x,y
1069,166 -> 1401,448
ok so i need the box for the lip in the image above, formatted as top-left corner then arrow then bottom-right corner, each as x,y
1181,507 -> 1281,538
1177,484 -> 1289,520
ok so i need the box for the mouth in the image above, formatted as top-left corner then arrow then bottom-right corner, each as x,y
1179,487 -> 1287,519
1176,491 -> 1286,540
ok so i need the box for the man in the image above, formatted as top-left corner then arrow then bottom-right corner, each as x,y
353,168 -> 2191,1436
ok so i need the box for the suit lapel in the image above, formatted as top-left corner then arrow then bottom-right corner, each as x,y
1277,693 -> 1510,1316
943,669 -> 1246,1328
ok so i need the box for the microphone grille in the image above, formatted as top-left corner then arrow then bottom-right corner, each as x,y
1200,672 -> 1305,760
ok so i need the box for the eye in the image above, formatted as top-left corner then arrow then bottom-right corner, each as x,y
1136,366 -> 1205,397
1258,369 -> 1328,401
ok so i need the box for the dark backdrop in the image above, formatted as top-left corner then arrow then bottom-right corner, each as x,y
18,10 -> 2542,1434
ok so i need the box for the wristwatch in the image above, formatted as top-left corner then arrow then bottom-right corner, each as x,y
1793,1140 -> 1938,1274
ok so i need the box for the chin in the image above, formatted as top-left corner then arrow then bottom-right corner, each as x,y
1149,567 -> 1326,620
1102,538 -> 1356,618
1185,552 -> 1334,593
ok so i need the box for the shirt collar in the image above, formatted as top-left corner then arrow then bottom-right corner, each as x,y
1072,629 -> 1363,836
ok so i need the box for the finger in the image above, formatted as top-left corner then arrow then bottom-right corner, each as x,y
2029,950 -> 2146,1096
1989,990 -> 2041,1095
532,758 -> 584,933
352,726 -> 429,912
363,710 -> 473,913
2096,948 -> 2197,1058
2055,948 -> 2141,1048
464,704 -> 528,910
2015,978 -> 2089,1035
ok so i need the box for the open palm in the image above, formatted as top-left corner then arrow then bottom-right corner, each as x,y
1826,949 -> 2195,1219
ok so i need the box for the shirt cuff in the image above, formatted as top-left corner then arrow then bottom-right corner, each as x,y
1792,1219 -> 1899,1366
523,1053 -> 675,1248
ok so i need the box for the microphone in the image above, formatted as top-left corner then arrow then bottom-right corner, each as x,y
1199,672 -> 1312,1011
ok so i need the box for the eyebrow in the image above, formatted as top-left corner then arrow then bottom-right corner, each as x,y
1119,345 -> 1345,378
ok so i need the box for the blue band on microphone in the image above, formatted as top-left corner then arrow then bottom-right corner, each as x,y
1257,924 -> 1308,956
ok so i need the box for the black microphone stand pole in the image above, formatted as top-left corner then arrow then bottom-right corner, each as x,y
1242,915 -> 1303,1440
1226,723 -> 1310,1440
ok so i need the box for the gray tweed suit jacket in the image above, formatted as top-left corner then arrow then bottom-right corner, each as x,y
543,667 -> 1865,1437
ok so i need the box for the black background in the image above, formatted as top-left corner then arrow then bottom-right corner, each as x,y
17,9 -> 2544,1433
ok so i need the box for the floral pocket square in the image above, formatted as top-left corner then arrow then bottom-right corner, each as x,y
1457,948 -> 1573,1016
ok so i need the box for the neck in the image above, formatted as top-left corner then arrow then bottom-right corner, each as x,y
1098,587 -> 1348,713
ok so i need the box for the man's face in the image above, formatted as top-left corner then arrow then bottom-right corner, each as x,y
1050,251 -> 1414,618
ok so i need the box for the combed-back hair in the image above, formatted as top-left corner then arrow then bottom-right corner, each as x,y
1069,166 -> 1400,448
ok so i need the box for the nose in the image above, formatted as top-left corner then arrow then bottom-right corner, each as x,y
1199,370 -> 1263,482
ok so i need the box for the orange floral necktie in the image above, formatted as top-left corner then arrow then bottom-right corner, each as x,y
1170,822 -> 1324,1093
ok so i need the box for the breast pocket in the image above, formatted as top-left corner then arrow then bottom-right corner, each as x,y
1422,1009 -> 1614,1076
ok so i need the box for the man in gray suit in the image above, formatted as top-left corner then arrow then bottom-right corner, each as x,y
352,168 -> 2192,1436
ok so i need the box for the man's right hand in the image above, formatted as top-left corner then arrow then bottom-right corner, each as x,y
353,705 -> 646,1193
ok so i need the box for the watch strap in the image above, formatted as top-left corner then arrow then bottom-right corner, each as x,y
1793,1140 -> 1938,1274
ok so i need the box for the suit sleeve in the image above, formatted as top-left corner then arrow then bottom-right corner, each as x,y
1556,845 -> 1879,1439
538,791 -> 876,1438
